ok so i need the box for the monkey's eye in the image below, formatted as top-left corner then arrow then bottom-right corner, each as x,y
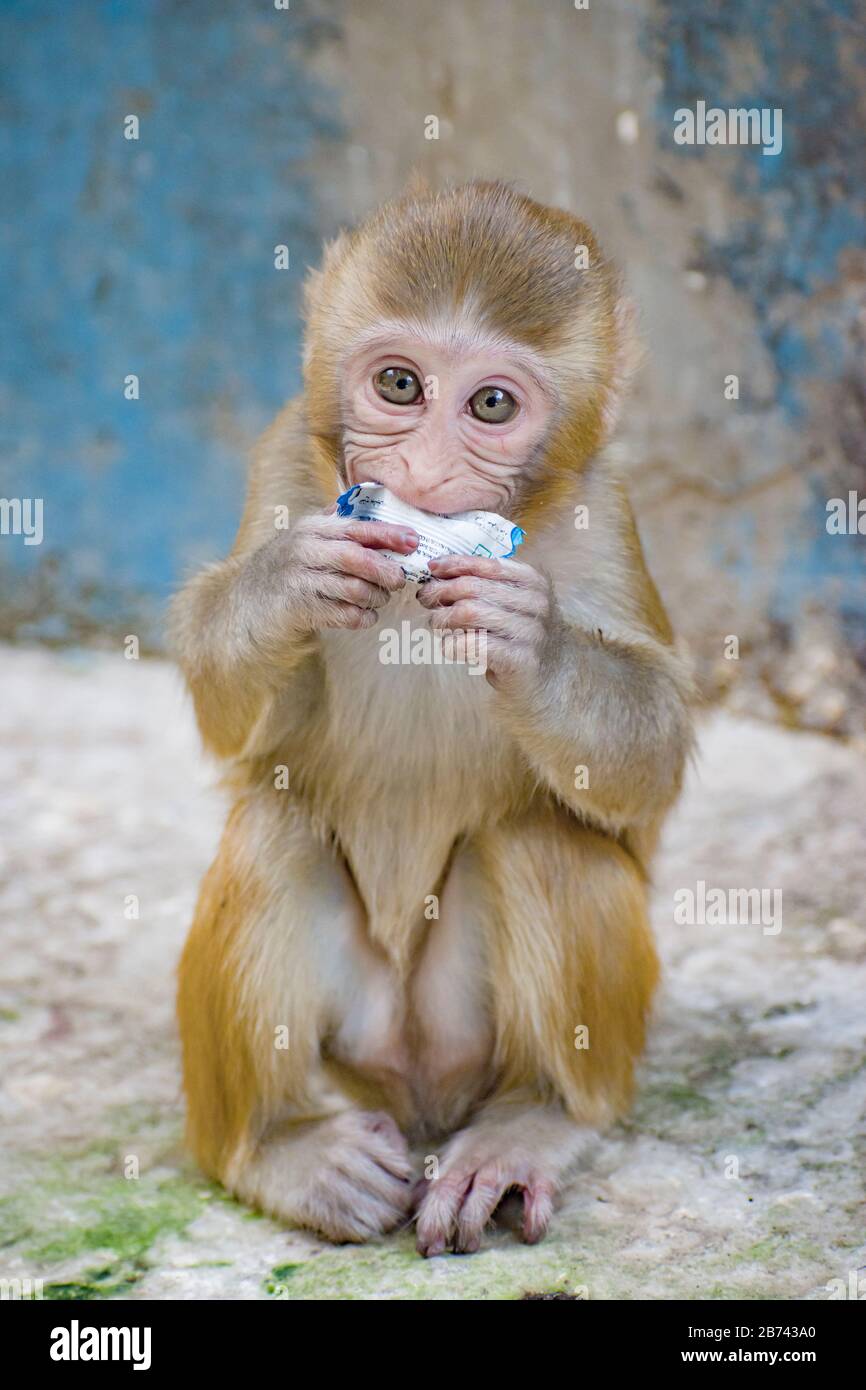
468,386 -> 518,424
374,367 -> 422,405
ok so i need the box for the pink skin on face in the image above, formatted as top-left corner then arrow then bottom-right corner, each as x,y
339,327 -> 562,685
340,330 -> 557,516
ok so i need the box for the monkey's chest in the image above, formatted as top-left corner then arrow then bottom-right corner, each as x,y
316,606 -> 515,925
313,601 -> 507,1127
317,593 -> 510,794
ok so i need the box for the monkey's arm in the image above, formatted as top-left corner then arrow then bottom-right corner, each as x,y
168,403 -> 321,759
493,617 -> 693,832
170,401 -> 414,759
422,475 -> 693,834
168,549 -> 315,760
505,494 -> 693,831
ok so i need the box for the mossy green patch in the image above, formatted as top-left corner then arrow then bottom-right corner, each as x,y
0,1141 -> 212,1298
734,1233 -> 824,1270
264,1263 -> 302,1296
42,1263 -> 146,1299
26,1173 -> 205,1265
633,1081 -> 715,1132
264,1231 -> 590,1301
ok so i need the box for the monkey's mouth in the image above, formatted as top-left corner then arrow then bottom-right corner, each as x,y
336,481 -> 525,582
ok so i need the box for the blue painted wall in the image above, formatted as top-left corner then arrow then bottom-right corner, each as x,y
0,0 -> 341,641
651,0 -> 866,641
0,0 -> 863,658
652,0 -> 863,422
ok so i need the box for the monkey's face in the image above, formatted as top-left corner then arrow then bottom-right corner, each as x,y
339,326 -> 557,516
304,183 -> 638,520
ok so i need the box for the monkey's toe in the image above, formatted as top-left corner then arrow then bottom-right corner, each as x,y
415,1157 -> 554,1256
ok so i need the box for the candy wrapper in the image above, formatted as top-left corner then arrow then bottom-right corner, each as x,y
335,482 -> 526,583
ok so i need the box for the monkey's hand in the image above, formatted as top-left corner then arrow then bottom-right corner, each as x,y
171,509 -> 420,758
419,553 -> 557,688
420,552 -> 691,829
240,511 -> 419,648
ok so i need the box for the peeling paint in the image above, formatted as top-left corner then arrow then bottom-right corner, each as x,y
0,0 -> 342,631
649,0 -> 866,423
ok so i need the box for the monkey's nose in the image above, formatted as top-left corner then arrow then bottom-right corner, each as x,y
385,472 -> 446,515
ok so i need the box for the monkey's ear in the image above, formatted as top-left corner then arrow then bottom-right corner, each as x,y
602,286 -> 644,438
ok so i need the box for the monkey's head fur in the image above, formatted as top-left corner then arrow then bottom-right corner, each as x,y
303,179 -> 640,523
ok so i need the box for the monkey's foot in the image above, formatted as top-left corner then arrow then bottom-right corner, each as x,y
238,1109 -> 414,1244
414,1121 -> 559,1256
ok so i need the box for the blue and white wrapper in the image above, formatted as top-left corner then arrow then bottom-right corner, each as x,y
336,482 -> 526,583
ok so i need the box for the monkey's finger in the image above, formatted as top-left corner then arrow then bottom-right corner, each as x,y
313,600 -> 379,630
416,576 -> 482,608
428,554 -> 544,588
305,540 -> 407,590
429,600 -> 539,642
331,518 -> 420,554
419,576 -> 545,618
313,572 -> 392,609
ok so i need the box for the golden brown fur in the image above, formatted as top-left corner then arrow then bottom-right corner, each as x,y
172,180 -> 692,1249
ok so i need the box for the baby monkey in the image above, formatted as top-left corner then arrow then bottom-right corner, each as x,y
171,180 -> 692,1256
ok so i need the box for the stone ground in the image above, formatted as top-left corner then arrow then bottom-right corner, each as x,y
0,644 -> 864,1302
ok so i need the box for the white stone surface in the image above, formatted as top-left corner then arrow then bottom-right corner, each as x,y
0,646 -> 864,1300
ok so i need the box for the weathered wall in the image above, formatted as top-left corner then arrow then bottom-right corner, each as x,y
2,0 -> 864,727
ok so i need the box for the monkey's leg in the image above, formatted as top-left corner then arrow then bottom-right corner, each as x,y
415,804 -> 659,1255
178,797 -> 413,1243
